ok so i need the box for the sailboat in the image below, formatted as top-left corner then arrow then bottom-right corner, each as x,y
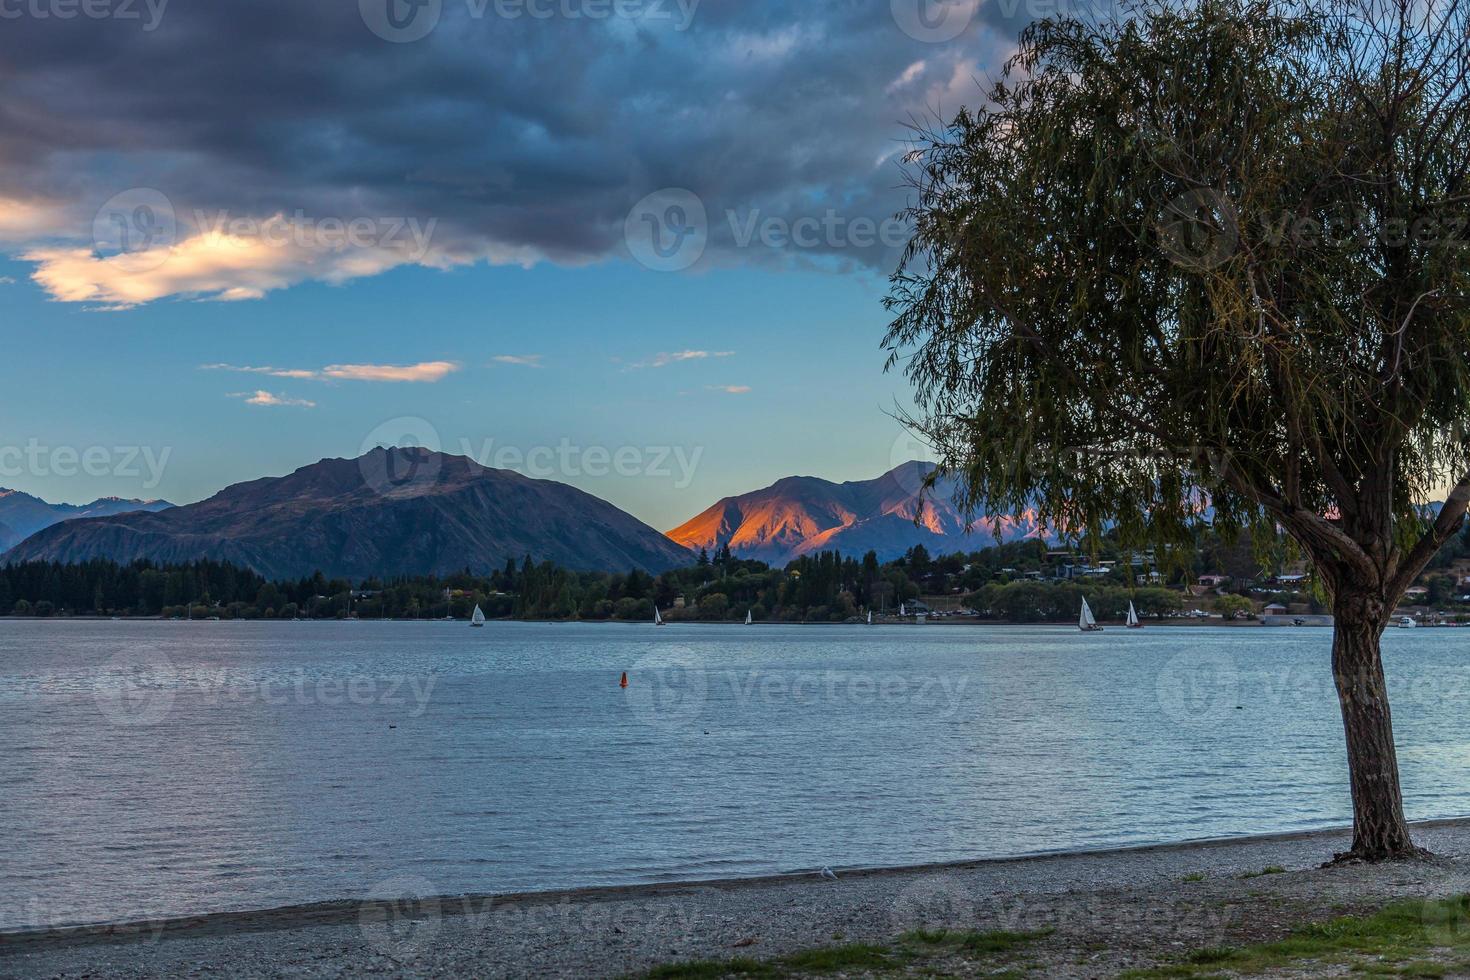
867,610 -> 873,625
1079,596 -> 1103,632
654,606 -> 666,627
470,604 -> 486,627
1126,600 -> 1142,629
900,601 -> 907,617
744,609 -> 752,625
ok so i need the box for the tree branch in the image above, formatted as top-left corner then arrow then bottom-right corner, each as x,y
1387,467 -> 1470,599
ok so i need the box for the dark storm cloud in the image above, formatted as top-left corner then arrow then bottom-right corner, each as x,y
0,0 -> 1042,302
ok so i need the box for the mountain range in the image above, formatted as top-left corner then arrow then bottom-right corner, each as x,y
666,461 -> 1048,565
0,490 -> 173,553
3,448 -> 693,580
1,454 -> 1045,579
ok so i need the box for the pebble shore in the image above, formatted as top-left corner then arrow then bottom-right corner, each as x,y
5,819 -> 1470,978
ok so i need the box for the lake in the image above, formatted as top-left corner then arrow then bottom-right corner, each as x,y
2,620 -> 1467,931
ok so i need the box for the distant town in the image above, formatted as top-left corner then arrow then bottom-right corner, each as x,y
6,528 -> 1469,626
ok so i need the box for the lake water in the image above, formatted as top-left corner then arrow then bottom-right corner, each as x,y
2,620 -> 1468,931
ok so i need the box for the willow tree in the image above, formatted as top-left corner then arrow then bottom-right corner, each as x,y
884,0 -> 1470,861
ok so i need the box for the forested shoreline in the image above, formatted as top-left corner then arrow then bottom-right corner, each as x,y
0,533 -> 1400,623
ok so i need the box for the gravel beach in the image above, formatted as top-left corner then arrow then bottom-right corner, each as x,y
5,819 -> 1470,978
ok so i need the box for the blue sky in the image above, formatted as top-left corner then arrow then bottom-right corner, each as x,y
0,248 -> 930,529
0,0 -> 1025,528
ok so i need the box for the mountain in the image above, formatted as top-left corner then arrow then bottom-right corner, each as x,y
667,461 -> 1050,565
0,490 -> 173,553
3,448 -> 694,579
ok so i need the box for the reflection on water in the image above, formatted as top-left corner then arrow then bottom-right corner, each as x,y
1,620 -> 1466,929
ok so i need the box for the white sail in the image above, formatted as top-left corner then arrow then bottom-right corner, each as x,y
470,603 -> 486,627
654,606 -> 664,626
1079,597 -> 1097,630
744,610 -> 752,625
867,610 -> 873,625
1126,601 -> 1139,627
900,602 -> 907,616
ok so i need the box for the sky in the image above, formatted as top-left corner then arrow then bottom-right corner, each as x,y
0,0 -> 1034,530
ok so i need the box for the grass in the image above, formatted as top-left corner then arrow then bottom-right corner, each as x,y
899,927 -> 1055,954
637,928 -> 1053,978
1120,895 -> 1470,980
1239,865 -> 1287,879
642,896 -> 1470,979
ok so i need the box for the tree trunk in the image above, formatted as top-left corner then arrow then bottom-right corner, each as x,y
1331,591 -> 1423,861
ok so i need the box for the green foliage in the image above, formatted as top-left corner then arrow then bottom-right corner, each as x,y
1121,894 -> 1470,979
968,582 -> 1180,622
1215,594 -> 1255,619
884,0 -> 1470,605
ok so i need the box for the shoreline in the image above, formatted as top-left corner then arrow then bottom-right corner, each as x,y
0,615 -> 1282,627
6,818 -> 1470,962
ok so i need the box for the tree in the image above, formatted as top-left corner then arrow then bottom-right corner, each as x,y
885,0 -> 1470,861
1216,594 -> 1256,620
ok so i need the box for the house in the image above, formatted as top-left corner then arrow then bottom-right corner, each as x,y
1198,574 -> 1231,587
1263,602 -> 1289,615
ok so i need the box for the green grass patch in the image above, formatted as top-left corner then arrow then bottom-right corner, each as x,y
899,927 -> 1054,955
1182,873 -> 1206,883
1121,895 -> 1470,980
782,944 -> 894,972
638,925 -> 1053,978
1239,865 -> 1287,879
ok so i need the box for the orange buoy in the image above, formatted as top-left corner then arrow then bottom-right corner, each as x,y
619,671 -> 628,688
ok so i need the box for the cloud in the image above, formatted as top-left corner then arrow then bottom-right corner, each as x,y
0,1 -> 1020,304
203,361 -> 459,383
706,384 -> 752,394
491,354 -> 544,367
321,361 -> 459,382
201,363 -> 318,379
230,390 -> 316,408
637,350 -> 736,369
24,223 -> 446,309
